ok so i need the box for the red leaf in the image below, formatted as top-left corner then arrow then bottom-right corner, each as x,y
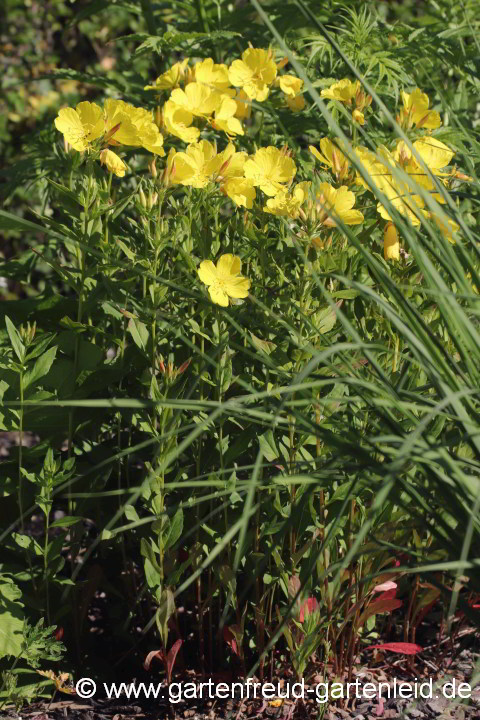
223,626 -> 238,656
376,589 -> 398,602
373,581 -> 397,593
368,642 -> 423,655
299,597 -> 319,623
166,639 -> 183,684
144,649 -> 165,671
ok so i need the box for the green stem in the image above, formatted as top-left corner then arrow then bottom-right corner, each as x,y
195,0 -> 210,34
104,171 -> 113,245
215,309 -> 229,563
18,368 -> 24,532
44,509 -> 51,625
68,166 -> 92,456
139,0 -> 157,35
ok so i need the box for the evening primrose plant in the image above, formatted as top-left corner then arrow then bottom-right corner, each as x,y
1,0 -> 480,703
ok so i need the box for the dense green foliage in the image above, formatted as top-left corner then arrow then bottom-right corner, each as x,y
1,0 -> 479,709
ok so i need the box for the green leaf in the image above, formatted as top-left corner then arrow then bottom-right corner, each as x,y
155,589 -> 175,647
116,239 -> 136,262
49,516 -> 83,528
70,0 -> 111,25
132,30 -> 241,56
259,430 -> 279,462
25,333 -> 56,363
314,301 -> 342,334
5,316 -> 25,363
163,509 -> 183,551
250,332 -> 276,355
128,318 -> 149,354
124,505 -> 140,522
0,578 -> 24,659
24,346 -> 57,391
46,179 -> 83,210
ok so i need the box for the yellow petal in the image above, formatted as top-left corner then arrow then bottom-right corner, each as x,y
286,94 -> 305,112
208,285 -> 229,307
384,222 -> 400,260
198,260 -> 217,286
223,178 -> 256,209
224,277 -> 251,298
277,74 -> 303,98
217,254 -> 241,277
413,138 -> 454,170
99,149 -> 127,177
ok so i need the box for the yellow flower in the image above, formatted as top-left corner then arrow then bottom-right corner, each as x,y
162,100 -> 201,144
411,137 -> 454,172
286,94 -> 306,112
54,101 -> 104,152
234,89 -> 252,120
384,222 -> 400,260
264,181 -> 310,219
215,143 -> 248,180
211,96 -> 244,137
135,116 -> 166,155
103,99 -> 142,146
198,254 -> 251,307
356,146 -> 424,226
193,58 -> 230,91
169,139 -> 224,188
170,82 -> 221,118
144,59 -> 189,91
243,146 -> 296,197
321,79 -> 358,104
277,75 -> 305,112
429,213 -> 460,243
394,138 -> 453,173
228,48 -> 277,101
310,139 -> 350,182
103,100 -> 165,155
314,183 -> 364,227
99,149 -> 127,177
398,88 -> 441,130
276,75 -> 303,98
222,178 -> 256,209
393,137 -> 453,204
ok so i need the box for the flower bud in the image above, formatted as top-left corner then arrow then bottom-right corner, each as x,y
138,188 -> 147,208
384,222 -> 400,261
149,157 -> 157,178
355,87 -> 366,110
147,192 -> 158,210
352,109 -> 365,125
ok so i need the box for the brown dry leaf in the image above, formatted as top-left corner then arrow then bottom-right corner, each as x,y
36,670 -> 76,694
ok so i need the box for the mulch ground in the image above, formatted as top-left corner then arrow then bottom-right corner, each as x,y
10,637 -> 480,720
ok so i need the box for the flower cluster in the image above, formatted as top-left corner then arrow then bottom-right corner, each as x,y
53,51 -> 470,305
321,78 -> 372,125
55,99 -> 165,177
147,48 -> 304,146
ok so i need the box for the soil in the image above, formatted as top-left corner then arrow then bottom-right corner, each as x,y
8,634 -> 480,720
